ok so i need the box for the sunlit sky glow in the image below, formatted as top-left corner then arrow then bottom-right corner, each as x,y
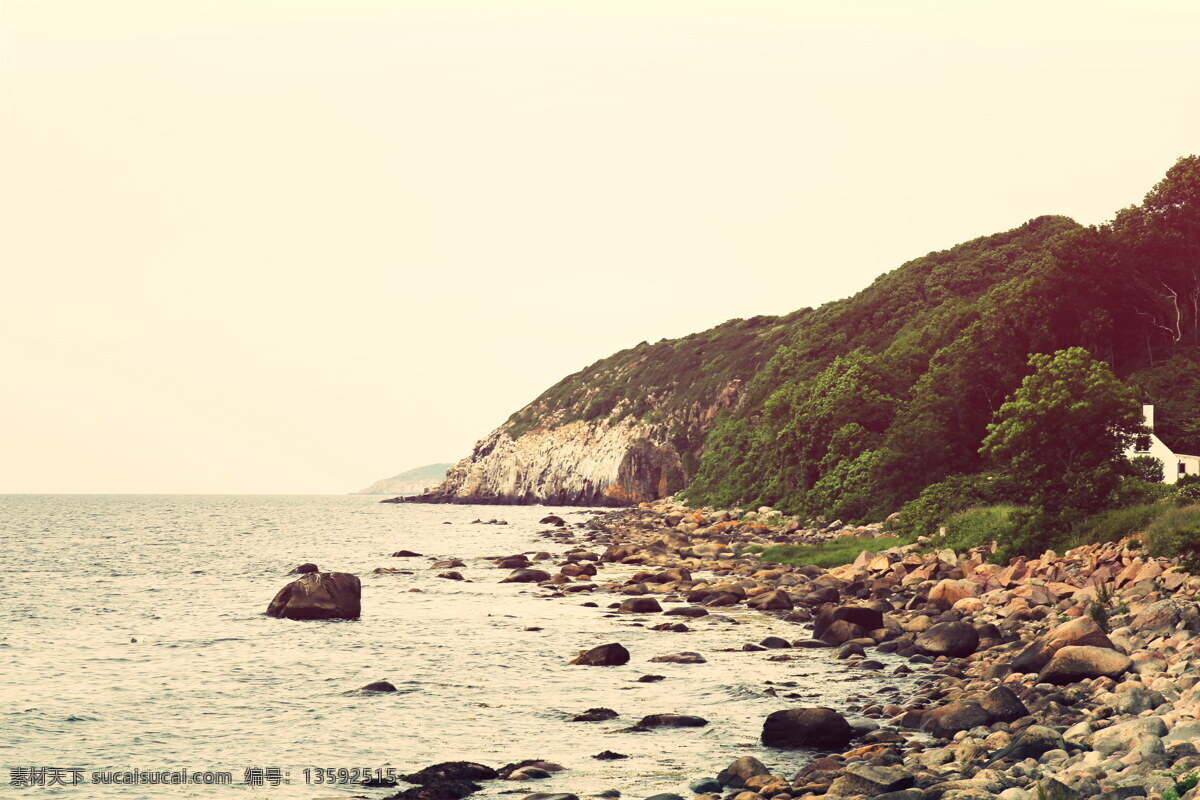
3,1 -> 1199,493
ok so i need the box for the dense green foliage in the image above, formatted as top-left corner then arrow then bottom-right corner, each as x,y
979,348 -> 1144,558
685,156 -> 1200,526
756,537 -> 906,568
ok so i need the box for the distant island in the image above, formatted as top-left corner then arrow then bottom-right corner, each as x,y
356,463 -> 452,496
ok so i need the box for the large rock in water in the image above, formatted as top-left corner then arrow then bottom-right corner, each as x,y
265,572 -> 361,620
570,643 -> 630,666
761,708 -> 855,749
1038,645 -> 1131,684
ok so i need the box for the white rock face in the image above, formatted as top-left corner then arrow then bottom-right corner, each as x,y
434,417 -> 684,505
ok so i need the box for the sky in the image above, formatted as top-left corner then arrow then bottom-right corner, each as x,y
2,1 -> 1199,494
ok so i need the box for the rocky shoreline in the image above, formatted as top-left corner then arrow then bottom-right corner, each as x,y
527,501 -> 1200,800
306,499 -> 1200,800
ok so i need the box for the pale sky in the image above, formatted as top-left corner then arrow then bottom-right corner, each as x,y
3,0 -> 1199,493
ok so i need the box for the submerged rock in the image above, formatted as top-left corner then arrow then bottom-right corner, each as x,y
572,708 -> 618,722
635,713 -> 708,728
359,680 -> 397,692
648,652 -> 706,664
265,572 -> 361,620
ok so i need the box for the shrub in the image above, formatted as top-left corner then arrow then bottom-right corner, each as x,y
1143,505 -> 1200,570
940,504 -> 1021,551
1174,481 -> 1200,505
1115,477 -> 1176,506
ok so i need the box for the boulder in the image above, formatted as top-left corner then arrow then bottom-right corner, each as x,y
1091,716 -> 1168,756
716,756 -> 770,788
1044,615 -> 1117,651
539,515 -> 566,526
819,619 -> 866,647
922,701 -> 992,739
570,643 -> 630,666
500,569 -> 552,584
1038,646 -> 1131,685
265,572 -> 361,620
619,597 -> 663,613
978,686 -> 1029,723
1009,725 -> 1066,759
761,707 -> 855,749
1013,616 -> 1120,673
828,765 -> 915,796
391,550 -> 423,557
290,563 -> 319,574
915,621 -> 980,658
814,605 -> 885,639
747,590 -> 793,611
664,605 -> 709,618
1131,598 -> 1200,635
928,578 -> 982,609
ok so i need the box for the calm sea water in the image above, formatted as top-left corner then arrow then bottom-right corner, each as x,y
0,495 -> 908,798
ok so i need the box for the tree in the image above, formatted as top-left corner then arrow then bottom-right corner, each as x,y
1130,455 -> 1165,484
979,347 -> 1144,555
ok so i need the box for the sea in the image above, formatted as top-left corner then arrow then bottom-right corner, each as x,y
0,495 -> 910,798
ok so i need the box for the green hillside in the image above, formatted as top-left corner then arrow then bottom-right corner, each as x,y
477,156 -> 1200,527
686,156 -> 1200,520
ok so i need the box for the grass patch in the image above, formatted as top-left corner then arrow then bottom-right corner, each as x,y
1066,503 -> 1169,549
1143,504 -> 1200,566
941,504 -> 1021,551
757,536 -> 905,568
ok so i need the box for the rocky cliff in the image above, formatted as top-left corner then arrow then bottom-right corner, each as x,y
418,378 -> 745,506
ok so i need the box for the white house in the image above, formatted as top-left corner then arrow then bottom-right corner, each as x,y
1126,404 -> 1200,484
